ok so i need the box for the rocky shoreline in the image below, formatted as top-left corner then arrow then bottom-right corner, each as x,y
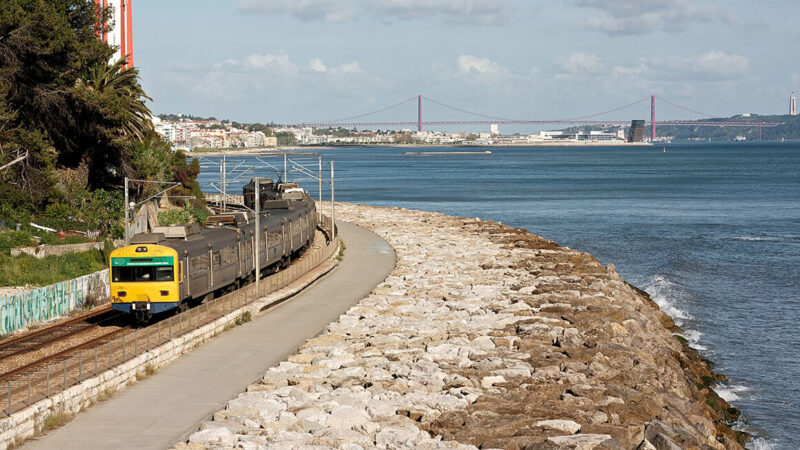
181,203 -> 744,449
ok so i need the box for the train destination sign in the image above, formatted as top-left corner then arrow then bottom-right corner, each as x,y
111,257 -> 174,267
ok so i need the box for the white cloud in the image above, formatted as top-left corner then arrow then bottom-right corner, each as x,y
557,52 -> 604,76
238,0 -> 357,22
369,0 -> 508,24
647,51 -> 749,81
242,53 -> 298,75
575,0 -> 732,35
457,54 -> 510,78
331,61 -> 365,75
309,59 -> 366,76
309,58 -> 328,72
239,0 -> 508,24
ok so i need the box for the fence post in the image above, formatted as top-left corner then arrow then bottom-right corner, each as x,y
46,365 -> 50,397
147,327 -> 150,352
27,374 -> 30,406
7,381 -> 11,415
79,352 -> 83,382
122,334 -> 126,362
108,342 -> 111,369
63,360 -> 66,389
95,346 -> 98,374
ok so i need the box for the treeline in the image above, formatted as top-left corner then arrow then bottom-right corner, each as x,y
0,0 -> 203,238
658,114 -> 800,141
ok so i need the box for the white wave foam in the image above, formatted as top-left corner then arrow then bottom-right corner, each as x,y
714,384 -> 750,402
643,275 -> 693,325
675,329 -> 708,350
746,437 -> 778,450
732,236 -> 779,242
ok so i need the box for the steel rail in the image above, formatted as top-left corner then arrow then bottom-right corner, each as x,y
0,305 -> 113,351
0,327 -> 130,382
0,311 -> 124,364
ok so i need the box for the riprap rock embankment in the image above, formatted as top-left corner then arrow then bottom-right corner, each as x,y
183,203 -> 743,449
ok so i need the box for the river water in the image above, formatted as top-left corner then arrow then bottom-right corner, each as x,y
197,143 -> 800,448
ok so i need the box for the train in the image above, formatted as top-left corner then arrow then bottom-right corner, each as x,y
108,178 -> 317,322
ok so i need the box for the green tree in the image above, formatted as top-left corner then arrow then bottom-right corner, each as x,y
0,0 -> 202,237
275,131 -> 297,146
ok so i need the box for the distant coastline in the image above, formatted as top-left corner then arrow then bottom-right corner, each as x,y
184,141 -> 653,156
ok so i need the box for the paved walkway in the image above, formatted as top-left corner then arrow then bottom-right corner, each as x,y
26,222 -> 394,450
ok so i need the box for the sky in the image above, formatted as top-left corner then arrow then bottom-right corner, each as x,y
133,0 -> 800,126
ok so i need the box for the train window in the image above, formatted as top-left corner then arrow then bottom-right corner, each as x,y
155,266 -> 174,281
191,255 -> 208,271
212,251 -> 221,267
221,247 -> 236,265
113,266 -> 174,282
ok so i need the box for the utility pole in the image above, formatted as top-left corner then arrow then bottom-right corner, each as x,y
222,155 -> 227,212
330,161 -> 335,240
254,178 -> 260,295
123,177 -> 129,244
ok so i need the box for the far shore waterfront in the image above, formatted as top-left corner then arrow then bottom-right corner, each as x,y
185,141 -> 653,156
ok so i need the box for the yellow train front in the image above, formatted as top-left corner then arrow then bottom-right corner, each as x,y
109,243 -> 182,321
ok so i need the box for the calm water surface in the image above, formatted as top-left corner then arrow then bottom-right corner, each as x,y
198,143 -> 800,449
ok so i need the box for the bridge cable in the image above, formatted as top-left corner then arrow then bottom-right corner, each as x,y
421,95 -> 515,121
559,96 -> 650,122
656,97 -> 716,119
323,96 -> 419,124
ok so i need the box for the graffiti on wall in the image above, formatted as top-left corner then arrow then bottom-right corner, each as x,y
0,270 -> 109,335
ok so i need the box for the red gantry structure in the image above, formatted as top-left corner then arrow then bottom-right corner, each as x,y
95,0 -> 134,69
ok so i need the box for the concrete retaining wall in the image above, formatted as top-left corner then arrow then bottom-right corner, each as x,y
0,271 -> 110,335
10,240 -> 125,259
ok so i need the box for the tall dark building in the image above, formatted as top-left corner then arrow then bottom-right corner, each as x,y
628,120 -> 645,142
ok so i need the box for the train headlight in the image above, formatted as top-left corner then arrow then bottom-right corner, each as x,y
117,291 -> 126,297
160,290 -> 169,296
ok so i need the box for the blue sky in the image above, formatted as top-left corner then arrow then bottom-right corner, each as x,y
133,0 -> 800,126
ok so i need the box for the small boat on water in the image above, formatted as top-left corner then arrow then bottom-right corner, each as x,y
403,150 -> 492,156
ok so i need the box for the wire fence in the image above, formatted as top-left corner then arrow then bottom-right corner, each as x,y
1,214 -> 339,416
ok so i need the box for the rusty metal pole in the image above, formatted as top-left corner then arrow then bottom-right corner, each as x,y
255,178 -> 261,296
331,161 -> 335,241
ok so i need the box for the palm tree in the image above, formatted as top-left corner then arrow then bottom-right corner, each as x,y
87,56 -> 152,141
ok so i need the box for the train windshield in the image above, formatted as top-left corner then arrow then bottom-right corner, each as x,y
112,266 -> 174,282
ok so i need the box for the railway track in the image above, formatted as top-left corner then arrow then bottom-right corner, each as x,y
0,305 -> 127,381
0,327 -> 130,382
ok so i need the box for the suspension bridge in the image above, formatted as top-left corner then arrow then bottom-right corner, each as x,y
297,95 -> 780,140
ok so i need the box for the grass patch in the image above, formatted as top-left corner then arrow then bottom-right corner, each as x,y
235,311 -> 252,325
137,364 -> 157,380
335,239 -> 345,261
96,387 -> 115,402
39,410 -> 73,433
0,250 -> 106,287
701,375 -> 717,388
674,334 -> 689,345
